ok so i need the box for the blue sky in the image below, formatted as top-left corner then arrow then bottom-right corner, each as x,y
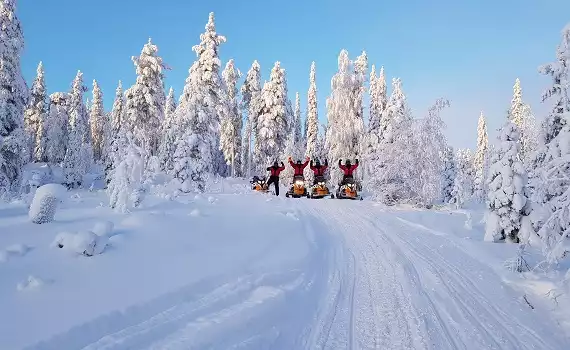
18,0 -> 570,150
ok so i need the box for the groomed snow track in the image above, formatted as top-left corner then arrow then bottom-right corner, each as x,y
25,196 -> 569,350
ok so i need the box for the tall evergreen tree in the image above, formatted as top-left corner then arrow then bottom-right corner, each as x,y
111,81 -> 125,134
105,81 -> 125,182
474,112 -> 489,201
485,122 -> 531,243
305,61 -> 319,159
0,0 -> 28,197
364,65 -> 388,182
531,24 -> 570,262
450,148 -> 474,208
352,51 -> 367,161
240,60 -> 261,177
124,38 -> 167,166
508,78 -> 539,163
325,50 -> 362,186
173,12 -> 226,192
63,71 -> 92,188
220,59 -> 242,177
293,92 -> 302,148
23,61 -> 46,162
44,92 -> 69,164
158,86 -> 177,173
441,146 -> 456,204
90,79 -> 105,162
253,62 -> 290,168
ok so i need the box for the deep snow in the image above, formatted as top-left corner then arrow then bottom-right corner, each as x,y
1,179 -> 569,349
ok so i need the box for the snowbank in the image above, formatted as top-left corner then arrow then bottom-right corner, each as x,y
52,230 -> 109,256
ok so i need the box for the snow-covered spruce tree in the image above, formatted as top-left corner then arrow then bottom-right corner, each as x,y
89,79 -> 105,163
364,65 -> 388,186
44,92 -> 69,164
240,60 -> 261,177
253,62 -> 290,169
172,12 -> 226,192
450,148 -> 474,208
220,59 -> 242,177
124,38 -> 166,169
293,91 -> 303,154
351,51 -> 367,184
365,78 -> 414,204
63,71 -> 92,188
441,146 -> 456,204
325,50 -> 363,186
107,126 -> 144,213
23,61 -> 46,162
531,24 -> 570,262
485,122 -> 531,243
105,81 -> 125,183
305,62 -> 319,158
473,112 -> 489,201
158,87 -> 177,174
409,98 -> 450,207
508,78 -> 539,164
0,0 -> 28,198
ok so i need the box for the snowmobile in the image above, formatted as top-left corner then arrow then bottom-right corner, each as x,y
250,176 -> 269,193
286,175 -> 308,198
336,177 -> 363,200
309,175 -> 333,199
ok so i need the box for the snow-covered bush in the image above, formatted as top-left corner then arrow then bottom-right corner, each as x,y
485,122 -> 531,243
28,184 -> 67,224
51,230 -> 108,256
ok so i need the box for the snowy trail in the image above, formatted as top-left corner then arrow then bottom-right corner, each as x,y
22,195 -> 569,350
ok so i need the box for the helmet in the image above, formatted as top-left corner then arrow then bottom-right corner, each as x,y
346,159 -> 352,165
315,159 -> 321,166
297,159 -> 302,164
273,161 -> 278,167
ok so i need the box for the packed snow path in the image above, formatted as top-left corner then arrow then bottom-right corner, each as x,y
15,194 -> 569,350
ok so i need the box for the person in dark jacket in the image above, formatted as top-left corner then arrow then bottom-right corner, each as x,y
266,161 -> 285,195
310,158 -> 328,184
288,156 -> 310,177
339,159 -> 359,185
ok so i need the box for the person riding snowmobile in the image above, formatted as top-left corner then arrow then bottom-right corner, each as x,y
310,158 -> 328,184
288,156 -> 310,176
266,161 -> 285,196
338,159 -> 359,185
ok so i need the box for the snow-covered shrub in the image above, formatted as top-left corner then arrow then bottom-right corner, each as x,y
28,184 -> 67,224
484,122 -> 531,243
51,230 -> 108,256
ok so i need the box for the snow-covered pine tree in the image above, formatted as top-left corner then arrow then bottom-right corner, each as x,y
325,50 -> 363,186
105,81 -> 126,183
305,62 -> 319,159
508,78 -> 539,164
473,112 -> 489,201
450,148 -> 474,208
89,79 -> 105,163
124,38 -> 167,167
364,65 -> 388,185
107,125 -> 144,213
158,87 -> 177,174
220,59 -> 242,177
368,65 -> 380,133
172,12 -> 226,191
111,81 -> 125,135
293,91 -> 303,154
531,24 -> 570,262
63,71 -> 92,188
23,61 -> 46,162
253,62 -> 290,169
485,122 -> 531,243
240,60 -> 261,177
410,98 -> 450,207
44,92 -> 69,164
0,0 -> 28,198
352,51 -> 367,159
441,146 -> 456,204
365,78 -> 414,203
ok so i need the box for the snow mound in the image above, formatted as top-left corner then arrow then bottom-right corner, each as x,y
0,244 -> 32,263
92,221 -> 114,237
189,209 -> 201,217
52,231 -> 108,256
17,275 -> 47,291
208,196 -> 216,203
29,184 -> 67,224
194,194 -> 203,200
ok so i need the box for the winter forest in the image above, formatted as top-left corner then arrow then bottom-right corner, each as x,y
2,2 -> 570,275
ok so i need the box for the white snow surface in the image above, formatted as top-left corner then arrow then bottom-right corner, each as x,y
1,178 -> 569,349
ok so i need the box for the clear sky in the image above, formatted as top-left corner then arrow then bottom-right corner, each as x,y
17,0 -> 570,150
